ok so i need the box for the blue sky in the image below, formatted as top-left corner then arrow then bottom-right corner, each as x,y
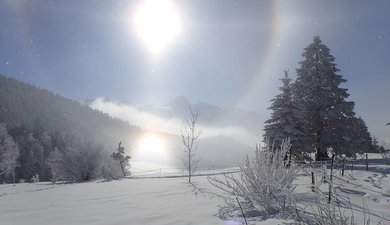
0,0 -> 389,144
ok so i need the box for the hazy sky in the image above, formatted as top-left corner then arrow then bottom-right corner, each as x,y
0,0 -> 389,144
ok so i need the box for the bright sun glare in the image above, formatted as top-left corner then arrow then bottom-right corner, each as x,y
135,134 -> 168,165
133,0 -> 181,54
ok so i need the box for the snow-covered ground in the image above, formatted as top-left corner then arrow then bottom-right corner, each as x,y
0,160 -> 389,225
130,161 -> 240,178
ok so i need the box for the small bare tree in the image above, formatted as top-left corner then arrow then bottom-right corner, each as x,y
181,105 -> 201,183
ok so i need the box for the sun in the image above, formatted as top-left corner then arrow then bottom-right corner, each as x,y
133,0 -> 182,54
134,133 -> 169,165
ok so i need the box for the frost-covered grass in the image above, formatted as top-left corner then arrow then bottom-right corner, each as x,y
293,163 -> 390,225
0,160 -> 389,225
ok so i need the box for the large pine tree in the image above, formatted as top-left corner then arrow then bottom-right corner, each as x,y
293,36 -> 357,160
264,70 -> 311,160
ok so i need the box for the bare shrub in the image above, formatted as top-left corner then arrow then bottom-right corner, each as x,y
209,138 -> 299,216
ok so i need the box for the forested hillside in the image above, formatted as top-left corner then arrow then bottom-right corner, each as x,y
0,74 -> 140,147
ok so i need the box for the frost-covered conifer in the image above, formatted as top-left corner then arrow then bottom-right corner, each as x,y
111,142 -> 131,176
293,36 -> 357,160
264,70 -> 311,160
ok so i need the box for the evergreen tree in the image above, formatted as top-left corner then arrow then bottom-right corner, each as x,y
111,142 -> 131,176
345,117 -> 373,156
371,137 -> 380,152
0,123 -> 20,183
15,133 -> 44,180
37,131 -> 54,180
264,70 -> 311,160
293,36 -> 356,160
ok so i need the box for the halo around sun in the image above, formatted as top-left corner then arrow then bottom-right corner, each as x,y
133,0 -> 182,54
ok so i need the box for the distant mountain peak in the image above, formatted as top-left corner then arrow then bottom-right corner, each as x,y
165,95 -> 190,107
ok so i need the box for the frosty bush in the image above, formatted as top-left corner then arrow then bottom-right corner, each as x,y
30,173 -> 40,183
101,154 -> 124,181
0,123 -> 20,184
209,138 -> 300,216
48,141 -> 104,182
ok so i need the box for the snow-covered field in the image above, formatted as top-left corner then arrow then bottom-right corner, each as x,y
1,161 -> 389,225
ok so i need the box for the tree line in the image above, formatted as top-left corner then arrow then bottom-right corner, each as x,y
0,122 -> 130,184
